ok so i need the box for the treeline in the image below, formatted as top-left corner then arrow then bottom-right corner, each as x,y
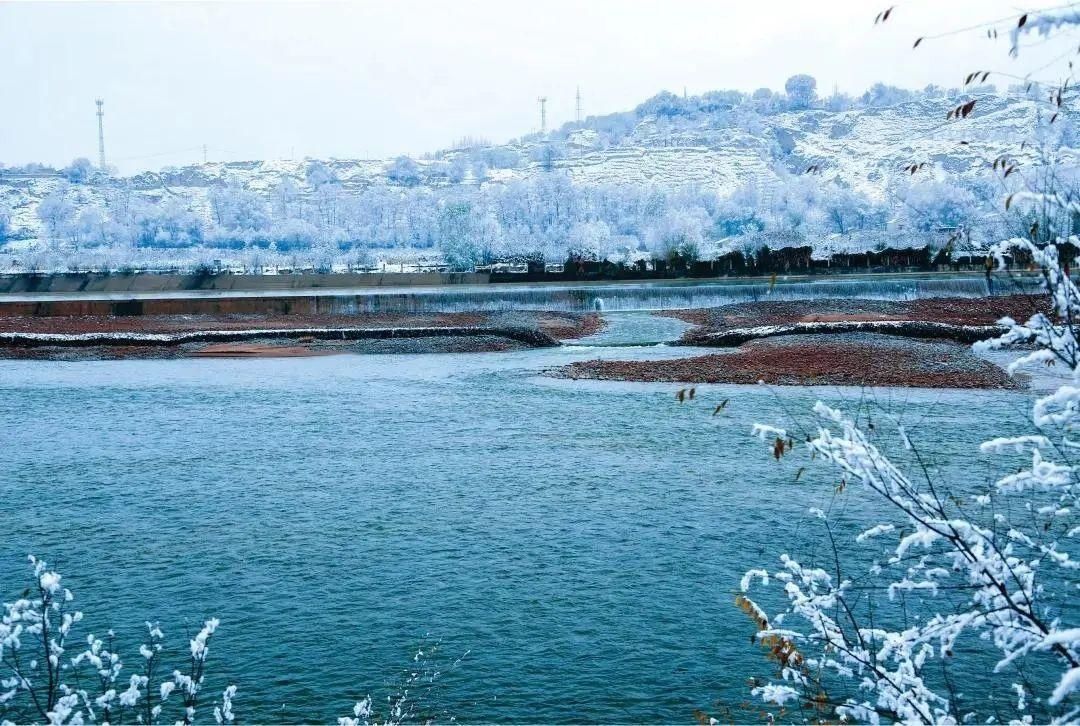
11,161 -> 1022,272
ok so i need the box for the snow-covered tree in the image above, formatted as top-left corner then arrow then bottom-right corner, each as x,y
132,198 -> 205,248
438,201 -> 482,270
738,9 -> 1080,724
819,182 -> 883,234
448,156 -> 469,184
386,156 -> 421,187
646,208 -> 705,264
715,183 -> 765,237
741,235 -> 1080,723
861,82 -> 915,108
61,158 -> 95,184
768,172 -> 822,234
273,217 -> 320,251
272,177 -> 302,220
37,191 -> 75,240
305,161 -> 338,189
73,207 -> 109,247
0,556 -> 448,724
568,220 -> 614,260
0,556 -> 234,725
210,181 -> 269,233
0,203 -> 10,241
899,179 -> 977,233
784,74 -> 818,110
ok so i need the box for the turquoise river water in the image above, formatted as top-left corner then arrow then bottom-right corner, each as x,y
0,312 -> 1045,722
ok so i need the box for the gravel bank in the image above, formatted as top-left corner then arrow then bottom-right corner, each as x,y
0,310 -> 600,359
548,333 -> 1020,389
656,295 -> 1048,341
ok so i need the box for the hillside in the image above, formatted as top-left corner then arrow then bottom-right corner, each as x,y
0,84 -> 1070,272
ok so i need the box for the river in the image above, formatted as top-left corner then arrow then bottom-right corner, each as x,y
0,311 -> 1044,722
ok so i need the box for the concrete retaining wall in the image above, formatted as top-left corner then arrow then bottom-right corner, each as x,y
0,271 -> 489,295
0,294 -> 436,318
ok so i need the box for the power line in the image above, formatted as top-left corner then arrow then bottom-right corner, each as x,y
914,1 -> 1080,43
111,145 -> 205,163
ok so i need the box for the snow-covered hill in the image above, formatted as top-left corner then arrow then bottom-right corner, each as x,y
0,85 -> 1068,271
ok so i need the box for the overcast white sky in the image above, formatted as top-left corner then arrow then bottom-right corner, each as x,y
1,0 -> 1074,173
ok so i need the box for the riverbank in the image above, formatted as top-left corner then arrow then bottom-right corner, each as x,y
657,294 -> 1047,340
549,333 -> 1019,389
546,295 -> 1041,388
0,310 -> 601,359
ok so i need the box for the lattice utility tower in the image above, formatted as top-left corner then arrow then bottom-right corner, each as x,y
575,87 -> 582,123
95,99 -> 106,171
537,96 -> 548,133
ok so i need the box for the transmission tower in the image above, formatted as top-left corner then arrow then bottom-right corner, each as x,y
575,87 -> 583,123
537,96 -> 548,133
95,99 -> 106,171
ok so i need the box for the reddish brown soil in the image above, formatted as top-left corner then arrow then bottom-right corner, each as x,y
657,295 -> 1049,339
0,311 -> 488,334
0,310 -> 603,337
550,334 -> 1018,389
533,312 -> 605,339
192,343 -> 329,358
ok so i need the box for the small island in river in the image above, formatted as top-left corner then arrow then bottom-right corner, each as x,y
547,294 -> 1046,389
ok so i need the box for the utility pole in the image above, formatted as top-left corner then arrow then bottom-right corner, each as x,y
95,99 -> 106,171
202,144 -> 208,164
575,86 -> 583,123
537,96 -> 548,134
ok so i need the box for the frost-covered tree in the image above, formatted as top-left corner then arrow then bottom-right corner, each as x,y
73,207 -> 109,247
37,191 -> 75,240
738,8 -> 1080,724
0,556 -> 235,725
274,218 -> 320,251
305,161 -> 338,189
715,183 -> 765,237
0,204 -> 10,242
823,90 -> 855,112
899,179 -> 977,233
210,182 -> 270,233
646,208 -> 705,264
861,82 -> 915,108
448,156 -> 469,184
784,74 -> 818,110
438,201 -> 482,270
479,147 -> 522,170
635,90 -> 691,118
0,556 -> 450,724
768,172 -> 822,234
819,183 -> 883,234
62,158 -> 95,184
386,156 -> 421,187
272,177 -> 302,220
132,198 -> 205,248
568,220 -> 614,261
